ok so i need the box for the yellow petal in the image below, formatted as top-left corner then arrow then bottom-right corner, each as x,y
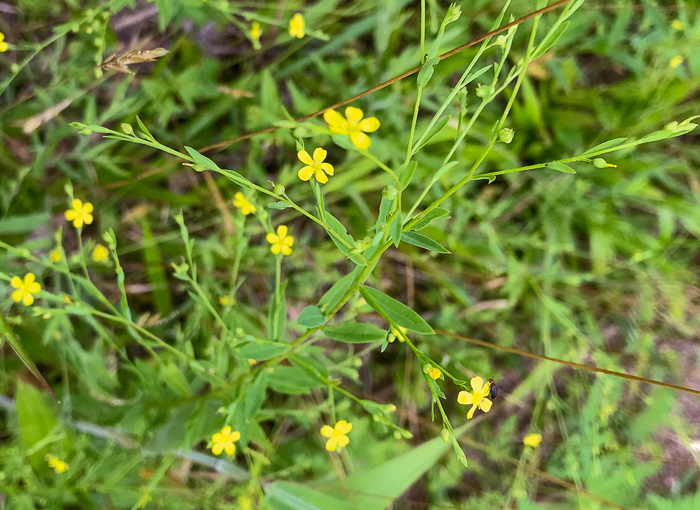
73,218 -> 83,229
65,210 -> 77,221
320,425 -> 334,437
230,431 -> 241,442
212,433 -> 222,443
28,282 -> 41,294
297,150 -> 313,165
277,225 -> 288,238
212,443 -> 224,455
11,289 -> 23,302
315,168 -> 329,184
479,398 -> 492,413
466,404 -> 477,419
336,421 -> 352,434
345,106 -> 364,122
325,436 -> 339,451
71,199 -> 83,210
283,236 -> 294,247
225,443 -> 236,455
24,273 -> 35,284
298,165 -> 314,181
83,213 -> 93,225
11,276 -> 22,288
270,244 -> 281,255
337,435 -> 350,448
23,293 -> 34,306
221,426 -> 231,435
457,391 -> 472,405
312,147 -> 327,163
281,245 -> 293,256
321,162 -> 334,176
350,131 -> 371,150
359,117 -> 380,133
266,233 -> 278,244
83,202 -> 94,213
470,376 -> 484,393
323,109 -> 346,128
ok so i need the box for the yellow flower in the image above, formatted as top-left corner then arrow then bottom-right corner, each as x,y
523,433 -> 542,448
92,244 -> 109,263
211,426 -> 240,455
248,358 -> 257,366
320,420 -> 352,451
324,106 -> 380,150
266,225 -> 294,256
388,326 -> 407,343
219,296 -> 231,306
64,295 -> 72,303
251,21 -> 262,43
233,192 -> 256,215
671,19 -> 684,31
11,273 -> 41,306
65,199 -> 94,228
45,454 -> 69,474
297,148 -> 335,184
289,13 -> 305,39
427,366 -> 442,380
0,32 -> 8,53
670,55 -> 684,69
49,249 -> 61,263
457,376 -> 493,419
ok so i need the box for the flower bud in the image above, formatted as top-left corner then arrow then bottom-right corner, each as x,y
495,35 -> 508,47
593,158 -> 616,168
383,186 -> 397,200
121,123 -> 134,135
441,428 -> 450,442
499,128 -> 514,144
273,184 -> 285,195
475,84 -> 492,98
445,4 -> 462,24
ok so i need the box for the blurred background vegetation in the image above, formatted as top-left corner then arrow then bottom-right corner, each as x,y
1,0 -> 699,508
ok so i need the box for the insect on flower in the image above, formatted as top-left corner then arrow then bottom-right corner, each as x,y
487,378 -> 498,399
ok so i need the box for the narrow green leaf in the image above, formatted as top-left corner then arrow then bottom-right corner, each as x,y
0,213 -> 50,235
413,116 -> 451,153
185,146 -> 220,171
417,57 -> 441,88
359,286 -> 434,335
581,138 -> 627,157
16,382 -> 62,469
238,340 -> 290,361
411,208 -> 451,231
532,21 -> 571,60
547,161 -> 576,174
317,267 -> 362,313
403,231 -> 450,253
398,161 -> 417,190
297,306 -> 327,328
0,310 -> 56,401
390,213 -> 403,247
324,213 -> 365,265
323,323 -> 387,343
268,201 -> 292,210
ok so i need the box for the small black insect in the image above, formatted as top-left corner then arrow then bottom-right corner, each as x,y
487,378 -> 498,400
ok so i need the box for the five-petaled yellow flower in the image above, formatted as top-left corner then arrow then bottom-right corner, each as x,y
49,249 -> 61,263
233,192 -> 256,215
251,21 -> 262,43
297,148 -> 334,184
289,13 -> 305,38
266,225 -> 294,256
65,199 -> 94,228
670,55 -> 684,69
0,32 -> 8,52
523,433 -> 542,448
92,244 -> 109,262
211,426 -> 240,456
45,454 -> 69,474
427,366 -> 442,380
457,376 -> 493,419
11,273 -> 41,306
320,420 -> 352,451
324,106 -> 380,150
671,19 -> 684,31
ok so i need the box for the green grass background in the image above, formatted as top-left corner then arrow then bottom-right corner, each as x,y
1,0 -> 699,508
